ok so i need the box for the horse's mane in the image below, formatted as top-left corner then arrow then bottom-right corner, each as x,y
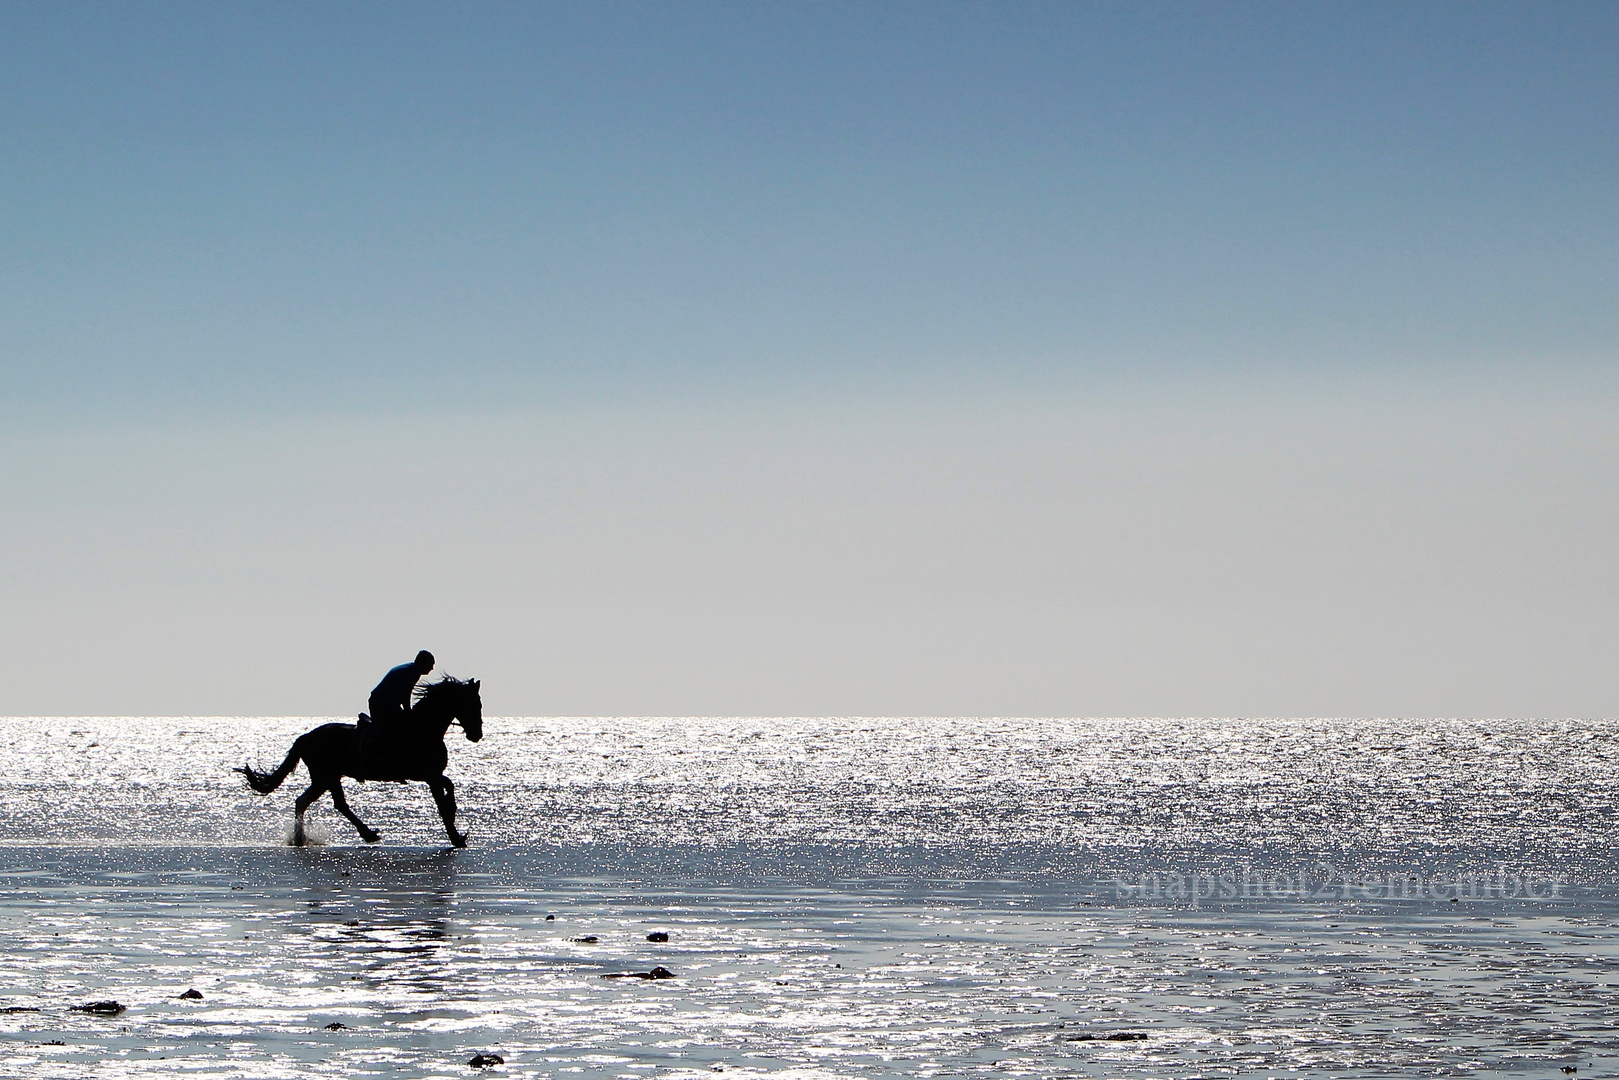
414,674 -> 474,706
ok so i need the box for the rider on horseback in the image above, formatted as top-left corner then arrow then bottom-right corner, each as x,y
359,650 -> 434,765
239,664 -> 483,847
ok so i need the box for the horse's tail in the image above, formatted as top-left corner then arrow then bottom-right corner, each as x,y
235,741 -> 302,795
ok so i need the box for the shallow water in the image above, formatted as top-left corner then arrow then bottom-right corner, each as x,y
0,716 -> 1616,1077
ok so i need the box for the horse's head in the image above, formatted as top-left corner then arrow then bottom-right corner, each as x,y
414,675 -> 483,742
458,678 -> 483,743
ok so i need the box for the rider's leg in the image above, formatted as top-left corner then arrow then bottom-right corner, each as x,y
363,702 -> 401,766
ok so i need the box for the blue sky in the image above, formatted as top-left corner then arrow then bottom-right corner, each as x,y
2,2 -> 1616,715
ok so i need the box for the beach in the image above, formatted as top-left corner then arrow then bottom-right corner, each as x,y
0,716 -> 1615,1077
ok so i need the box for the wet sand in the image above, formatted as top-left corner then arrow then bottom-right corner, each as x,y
0,716 -> 1617,1076
0,846 -> 1615,1078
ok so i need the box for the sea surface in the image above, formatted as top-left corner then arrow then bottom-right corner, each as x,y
0,716 -> 1616,1078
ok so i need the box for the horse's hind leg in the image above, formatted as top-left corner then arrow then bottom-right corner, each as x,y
327,778 -> 381,844
292,782 -> 325,846
428,776 -> 467,848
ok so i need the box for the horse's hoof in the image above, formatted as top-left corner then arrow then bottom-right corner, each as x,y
361,831 -> 381,844
450,833 -> 468,849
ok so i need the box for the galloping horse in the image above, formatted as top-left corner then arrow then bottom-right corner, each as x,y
236,676 -> 483,847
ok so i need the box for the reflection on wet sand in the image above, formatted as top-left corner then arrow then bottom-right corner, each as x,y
288,849 -> 464,996
0,846 -> 1616,1078
0,714 -> 1616,1076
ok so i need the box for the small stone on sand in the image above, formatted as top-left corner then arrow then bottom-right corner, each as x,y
179,989 -> 203,1000
468,1052 -> 504,1067
572,935 -> 598,943
70,1001 -> 125,1016
324,1022 -> 347,1030
646,931 -> 670,942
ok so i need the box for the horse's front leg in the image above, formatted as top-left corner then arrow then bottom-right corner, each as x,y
292,782 -> 325,846
327,778 -> 381,843
428,775 -> 467,848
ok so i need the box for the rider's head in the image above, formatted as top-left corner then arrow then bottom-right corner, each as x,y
415,650 -> 435,673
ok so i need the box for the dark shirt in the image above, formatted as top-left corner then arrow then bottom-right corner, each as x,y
371,662 -> 422,714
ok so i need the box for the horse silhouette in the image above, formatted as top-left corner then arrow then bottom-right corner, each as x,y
236,676 -> 483,847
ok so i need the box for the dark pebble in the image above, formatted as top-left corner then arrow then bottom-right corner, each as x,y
70,1001 -> 125,1016
324,1022 -> 347,1031
179,989 -> 203,1000
572,935 -> 598,943
0,1006 -> 40,1014
43,1040 -> 65,1046
468,1052 -> 504,1067
1069,1031 -> 1148,1042
344,920 -> 361,927
646,931 -> 670,942
601,966 -> 676,980
544,914 -> 555,921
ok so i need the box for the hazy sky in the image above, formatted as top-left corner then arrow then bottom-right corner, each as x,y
3,2 -> 1616,716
